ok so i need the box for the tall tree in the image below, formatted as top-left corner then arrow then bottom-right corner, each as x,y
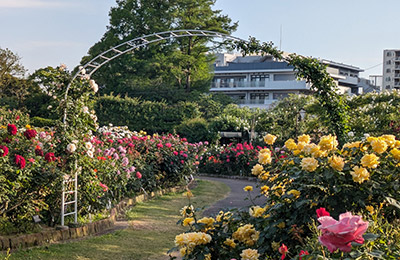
0,48 -> 36,108
81,0 -> 237,101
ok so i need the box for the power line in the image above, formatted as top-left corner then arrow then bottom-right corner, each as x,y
364,62 -> 383,71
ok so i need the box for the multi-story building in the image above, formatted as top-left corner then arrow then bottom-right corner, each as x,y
210,53 -> 363,109
382,49 -> 400,91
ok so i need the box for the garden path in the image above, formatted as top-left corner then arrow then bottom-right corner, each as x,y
199,176 -> 266,217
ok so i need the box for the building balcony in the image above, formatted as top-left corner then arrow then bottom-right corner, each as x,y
395,82 -> 400,86
210,80 -> 309,91
338,76 -> 359,86
395,74 -> 400,78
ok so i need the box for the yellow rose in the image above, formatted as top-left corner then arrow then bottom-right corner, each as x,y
260,185 -> 270,195
258,172 -> 270,181
224,238 -> 236,248
258,151 -> 272,164
287,189 -> 301,199
297,141 -> 307,151
264,134 -> 277,145
350,166 -> 370,184
328,155 -> 345,171
276,222 -> 286,229
395,140 -> 400,148
301,157 -> 319,172
381,135 -> 396,148
183,217 -> 195,226
361,153 -> 380,169
391,148 -> 400,161
249,206 -> 266,217
365,205 -> 374,214
240,249 -> 260,260
198,217 -> 215,228
370,138 -> 388,154
298,134 -> 311,144
285,138 -> 297,151
318,134 -> 338,151
251,164 -> 264,176
244,186 -> 253,192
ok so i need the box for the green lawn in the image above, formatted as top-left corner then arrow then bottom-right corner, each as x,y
7,180 -> 229,260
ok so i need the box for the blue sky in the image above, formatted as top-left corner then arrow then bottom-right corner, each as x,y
1,0 -> 399,78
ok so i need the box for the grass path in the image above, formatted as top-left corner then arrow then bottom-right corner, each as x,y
7,180 -> 229,260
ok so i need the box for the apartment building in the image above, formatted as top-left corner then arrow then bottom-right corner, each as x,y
382,49 -> 400,91
210,53 -> 363,109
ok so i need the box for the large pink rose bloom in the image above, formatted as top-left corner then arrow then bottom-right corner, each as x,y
318,212 -> 369,253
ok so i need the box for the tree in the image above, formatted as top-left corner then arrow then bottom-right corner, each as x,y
0,47 -> 37,108
81,0 -> 237,100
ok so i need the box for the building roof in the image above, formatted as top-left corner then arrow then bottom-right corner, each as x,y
321,59 -> 364,72
214,61 -> 293,72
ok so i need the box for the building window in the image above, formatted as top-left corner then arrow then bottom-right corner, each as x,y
250,93 -> 268,104
386,77 -> 391,82
387,68 -> 391,73
273,93 -> 289,100
387,60 -> 392,65
229,94 -> 246,104
387,52 -> 392,57
386,85 -> 391,90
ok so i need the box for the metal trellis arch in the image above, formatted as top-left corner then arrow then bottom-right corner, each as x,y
60,30 -> 248,226
63,30 -> 247,122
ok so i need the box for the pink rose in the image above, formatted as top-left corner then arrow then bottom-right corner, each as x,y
136,171 -> 142,179
318,212 -> 369,253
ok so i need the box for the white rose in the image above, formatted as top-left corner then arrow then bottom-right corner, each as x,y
82,106 -> 89,114
347,131 -> 354,137
85,142 -> 93,150
89,80 -> 99,93
87,150 -> 93,158
66,143 -> 77,153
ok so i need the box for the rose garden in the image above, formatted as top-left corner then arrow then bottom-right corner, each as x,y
1,1 -> 400,260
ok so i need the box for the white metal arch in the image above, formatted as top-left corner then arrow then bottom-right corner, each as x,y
63,29 -> 247,124
75,29 -> 246,80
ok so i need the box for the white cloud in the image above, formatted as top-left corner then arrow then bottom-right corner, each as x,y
0,0 -> 76,8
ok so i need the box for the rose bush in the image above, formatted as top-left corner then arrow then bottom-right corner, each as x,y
200,142 -> 263,176
171,133 -> 400,259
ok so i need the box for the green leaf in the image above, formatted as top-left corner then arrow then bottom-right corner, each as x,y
363,232 -> 380,241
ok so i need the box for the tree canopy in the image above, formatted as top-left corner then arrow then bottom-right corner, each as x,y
81,0 -> 237,101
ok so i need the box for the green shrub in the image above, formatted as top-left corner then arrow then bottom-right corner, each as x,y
175,118 -> 218,143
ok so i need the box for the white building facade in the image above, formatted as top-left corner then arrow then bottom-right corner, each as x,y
210,53 -> 363,109
382,49 -> 400,91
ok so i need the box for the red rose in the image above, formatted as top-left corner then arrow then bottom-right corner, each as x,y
44,152 -> 56,162
0,145 -> 9,157
35,148 -> 44,156
136,171 -> 142,179
24,129 -> 37,140
15,154 -> 26,169
7,124 -> 17,135
316,207 -> 330,218
299,250 -> 309,260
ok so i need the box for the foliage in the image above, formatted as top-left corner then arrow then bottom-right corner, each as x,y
175,117 -> 218,143
82,0 -> 237,99
347,91 -> 400,138
95,94 -> 201,134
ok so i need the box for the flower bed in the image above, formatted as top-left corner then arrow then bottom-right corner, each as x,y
0,119 -> 204,234
171,134 -> 400,259
200,142 -> 263,176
